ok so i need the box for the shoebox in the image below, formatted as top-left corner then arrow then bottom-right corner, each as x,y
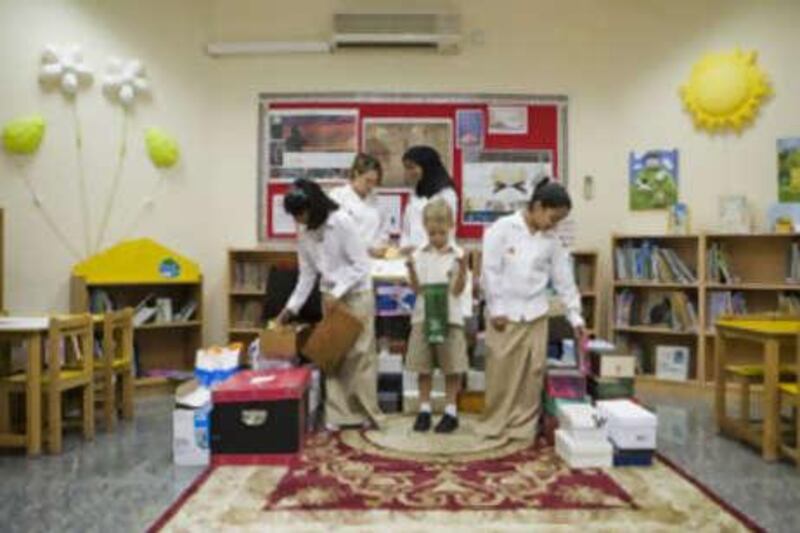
590,353 -> 635,378
556,403 -> 608,443
588,376 -> 635,400
544,395 -> 590,417
173,380 -> 211,466
555,429 -> 613,469
466,369 -> 485,391
612,446 -> 655,467
210,368 -> 312,465
545,368 -> 587,400
378,373 -> 403,413
457,390 -> 484,414
596,399 -> 657,450
378,351 -> 403,374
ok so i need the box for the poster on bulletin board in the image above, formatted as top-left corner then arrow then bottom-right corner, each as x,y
258,93 -> 568,241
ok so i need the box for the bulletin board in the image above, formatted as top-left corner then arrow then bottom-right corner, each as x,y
258,92 -> 568,241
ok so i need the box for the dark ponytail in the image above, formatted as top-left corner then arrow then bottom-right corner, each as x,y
529,178 -> 572,210
283,178 -> 338,230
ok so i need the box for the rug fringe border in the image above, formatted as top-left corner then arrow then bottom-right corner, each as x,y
146,466 -> 215,533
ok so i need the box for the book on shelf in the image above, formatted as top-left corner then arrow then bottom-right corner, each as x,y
233,300 -> 265,328
614,240 -> 696,283
155,298 -> 173,323
707,291 -> 747,330
706,242 -> 738,284
176,300 -> 198,321
133,306 -> 158,326
575,262 -> 594,292
615,289 -> 697,332
89,289 -> 115,313
233,261 -> 269,292
778,292 -> 800,314
786,242 -> 800,283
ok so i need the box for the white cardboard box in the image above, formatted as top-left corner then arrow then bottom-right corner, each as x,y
173,404 -> 211,466
596,399 -> 657,450
555,429 -> 613,469
557,404 -> 608,442
466,370 -> 486,391
378,352 -> 404,374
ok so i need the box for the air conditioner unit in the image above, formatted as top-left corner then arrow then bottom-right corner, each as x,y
332,7 -> 461,53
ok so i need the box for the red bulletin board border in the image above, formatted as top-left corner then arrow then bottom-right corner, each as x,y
259,94 -> 567,241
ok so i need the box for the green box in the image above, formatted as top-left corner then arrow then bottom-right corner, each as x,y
544,395 -> 590,417
589,377 -> 635,399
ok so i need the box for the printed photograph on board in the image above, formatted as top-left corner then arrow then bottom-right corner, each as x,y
629,149 -> 679,210
778,137 -> 800,202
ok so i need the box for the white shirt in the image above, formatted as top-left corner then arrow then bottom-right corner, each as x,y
399,187 -> 458,250
328,184 -> 390,249
481,211 -> 584,328
411,243 -> 471,326
286,209 -> 371,314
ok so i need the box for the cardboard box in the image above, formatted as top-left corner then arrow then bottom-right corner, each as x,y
555,429 -> 613,469
596,399 -> 657,450
457,390 -> 484,414
612,447 -> 655,467
589,376 -> 635,400
259,325 -> 301,358
544,395 -> 590,417
556,404 -> 608,443
545,368 -> 587,400
590,353 -> 636,378
466,369 -> 486,391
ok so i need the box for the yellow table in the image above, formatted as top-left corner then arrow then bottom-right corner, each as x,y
715,318 -> 800,461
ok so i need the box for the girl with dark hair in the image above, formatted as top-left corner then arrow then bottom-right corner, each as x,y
477,178 -> 585,441
399,145 -> 458,253
278,178 -> 385,430
328,153 -> 391,258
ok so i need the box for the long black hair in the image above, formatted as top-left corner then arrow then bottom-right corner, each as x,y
402,145 -> 455,199
529,178 -> 572,210
283,178 -> 339,230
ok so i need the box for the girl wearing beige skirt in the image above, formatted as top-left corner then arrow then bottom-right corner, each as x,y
477,179 -> 586,441
278,178 -> 385,431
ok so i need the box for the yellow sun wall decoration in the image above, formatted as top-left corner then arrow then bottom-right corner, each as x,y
680,49 -> 772,132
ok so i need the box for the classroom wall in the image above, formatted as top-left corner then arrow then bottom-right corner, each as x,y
1,0 -> 799,343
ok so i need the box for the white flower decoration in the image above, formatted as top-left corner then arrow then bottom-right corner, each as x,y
39,44 -> 93,96
103,58 -> 149,107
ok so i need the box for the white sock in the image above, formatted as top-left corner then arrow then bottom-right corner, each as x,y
419,402 -> 432,414
445,403 -> 458,418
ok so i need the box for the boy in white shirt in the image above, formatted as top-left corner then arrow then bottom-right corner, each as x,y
405,199 -> 469,433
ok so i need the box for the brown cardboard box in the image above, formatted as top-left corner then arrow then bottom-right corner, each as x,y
260,325 -> 300,358
302,305 -> 363,373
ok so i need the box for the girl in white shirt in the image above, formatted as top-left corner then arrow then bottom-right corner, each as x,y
399,146 -> 458,253
278,179 -> 385,430
328,153 -> 392,258
478,179 -> 585,441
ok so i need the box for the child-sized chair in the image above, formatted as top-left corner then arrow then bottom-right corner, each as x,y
95,308 -> 134,429
778,336 -> 800,468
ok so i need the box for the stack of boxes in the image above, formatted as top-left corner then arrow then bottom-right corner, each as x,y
597,399 -> 658,466
554,403 -> 612,468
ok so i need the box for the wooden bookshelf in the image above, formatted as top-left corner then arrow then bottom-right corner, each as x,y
70,239 -> 203,390
0,208 -> 4,313
226,247 -> 298,349
612,232 -> 800,389
572,250 -> 601,335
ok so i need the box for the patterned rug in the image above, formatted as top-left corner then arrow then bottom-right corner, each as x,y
150,415 -> 762,532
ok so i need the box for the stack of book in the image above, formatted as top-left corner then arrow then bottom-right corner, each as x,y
614,241 -> 696,283
707,291 -> 747,331
589,350 -> 636,401
597,399 -> 657,467
615,290 -> 698,332
554,403 -> 612,468
787,242 -> 800,283
233,262 -> 270,292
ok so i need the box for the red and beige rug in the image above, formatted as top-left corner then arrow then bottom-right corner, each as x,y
150,415 -> 761,532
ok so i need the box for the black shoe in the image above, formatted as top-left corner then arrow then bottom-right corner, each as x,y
413,411 -> 432,432
434,413 -> 459,434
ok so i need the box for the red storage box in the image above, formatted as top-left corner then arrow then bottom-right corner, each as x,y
211,368 -> 311,466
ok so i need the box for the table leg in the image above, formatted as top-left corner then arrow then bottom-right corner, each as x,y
26,332 -> 42,456
762,339 -> 779,461
715,330 -> 727,433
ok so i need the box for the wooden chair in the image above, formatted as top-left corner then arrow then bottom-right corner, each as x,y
0,314 -> 95,454
95,308 -> 134,429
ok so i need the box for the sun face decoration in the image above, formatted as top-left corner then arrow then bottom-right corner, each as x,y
680,49 -> 772,132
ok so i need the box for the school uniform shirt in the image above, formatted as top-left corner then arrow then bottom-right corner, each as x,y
328,184 -> 390,249
481,211 -> 584,328
286,209 -> 372,314
399,187 -> 458,250
410,243 -> 471,326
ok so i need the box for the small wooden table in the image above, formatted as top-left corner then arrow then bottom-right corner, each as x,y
715,318 -> 800,461
0,317 -> 48,455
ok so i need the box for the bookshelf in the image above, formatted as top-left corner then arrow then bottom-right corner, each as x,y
572,251 -> 601,336
226,247 -> 298,350
70,239 -> 203,390
0,208 -> 4,313
611,232 -> 800,389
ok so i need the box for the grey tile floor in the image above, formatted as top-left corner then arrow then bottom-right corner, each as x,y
0,392 -> 798,532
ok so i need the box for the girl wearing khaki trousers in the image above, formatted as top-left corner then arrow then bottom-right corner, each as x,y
478,179 -> 586,441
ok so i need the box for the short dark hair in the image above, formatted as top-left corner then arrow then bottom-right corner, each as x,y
402,145 -> 455,199
283,178 -> 338,230
350,153 -> 382,182
529,178 -> 572,210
